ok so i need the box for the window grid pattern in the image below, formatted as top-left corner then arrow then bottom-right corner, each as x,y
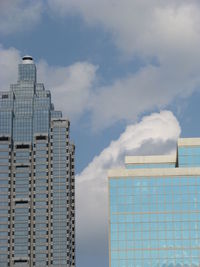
14,204 -> 29,258
13,147 -> 31,262
0,141 -> 10,267
18,64 -> 36,82
178,146 -> 200,167
109,177 -> 200,267
34,140 -> 49,266
52,125 -> 68,267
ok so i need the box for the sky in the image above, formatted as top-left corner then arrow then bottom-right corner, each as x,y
1,1 -> 200,266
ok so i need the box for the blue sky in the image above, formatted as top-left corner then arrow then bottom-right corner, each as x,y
1,1 -> 200,266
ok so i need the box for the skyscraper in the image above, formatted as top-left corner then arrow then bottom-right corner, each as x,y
108,138 -> 200,266
0,56 -> 75,267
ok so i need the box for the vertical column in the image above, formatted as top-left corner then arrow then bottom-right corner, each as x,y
12,143 -> 31,267
33,135 -> 49,267
48,135 -> 53,267
51,120 -> 69,267
0,136 -> 11,267
69,144 -> 75,267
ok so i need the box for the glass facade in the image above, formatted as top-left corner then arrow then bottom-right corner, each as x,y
0,56 -> 75,267
108,140 -> 200,267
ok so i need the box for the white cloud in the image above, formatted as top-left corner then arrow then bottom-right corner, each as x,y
47,0 -> 200,57
89,60 -> 200,129
0,45 -> 20,91
37,60 -> 98,119
0,0 -> 43,35
76,110 -> 181,266
48,0 -> 200,129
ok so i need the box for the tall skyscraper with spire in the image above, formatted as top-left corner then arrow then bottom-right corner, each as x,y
0,56 -> 75,267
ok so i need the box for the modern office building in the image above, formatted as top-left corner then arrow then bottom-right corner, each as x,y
0,56 -> 75,267
108,138 -> 200,267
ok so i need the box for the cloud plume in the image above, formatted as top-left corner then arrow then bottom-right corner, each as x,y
76,110 -> 181,267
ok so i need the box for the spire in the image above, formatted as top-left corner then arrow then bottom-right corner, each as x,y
22,55 -> 34,64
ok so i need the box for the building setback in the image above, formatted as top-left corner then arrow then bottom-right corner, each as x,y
108,138 -> 200,267
0,56 -> 75,267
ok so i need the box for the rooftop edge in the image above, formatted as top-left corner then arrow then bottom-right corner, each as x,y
108,167 -> 200,178
178,137 -> 200,146
125,155 -> 176,165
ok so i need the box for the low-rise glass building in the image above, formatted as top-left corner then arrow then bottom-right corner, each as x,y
108,138 -> 200,267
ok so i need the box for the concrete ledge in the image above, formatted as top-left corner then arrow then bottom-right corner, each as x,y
108,167 -> 200,178
178,138 -> 200,146
125,155 -> 176,164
